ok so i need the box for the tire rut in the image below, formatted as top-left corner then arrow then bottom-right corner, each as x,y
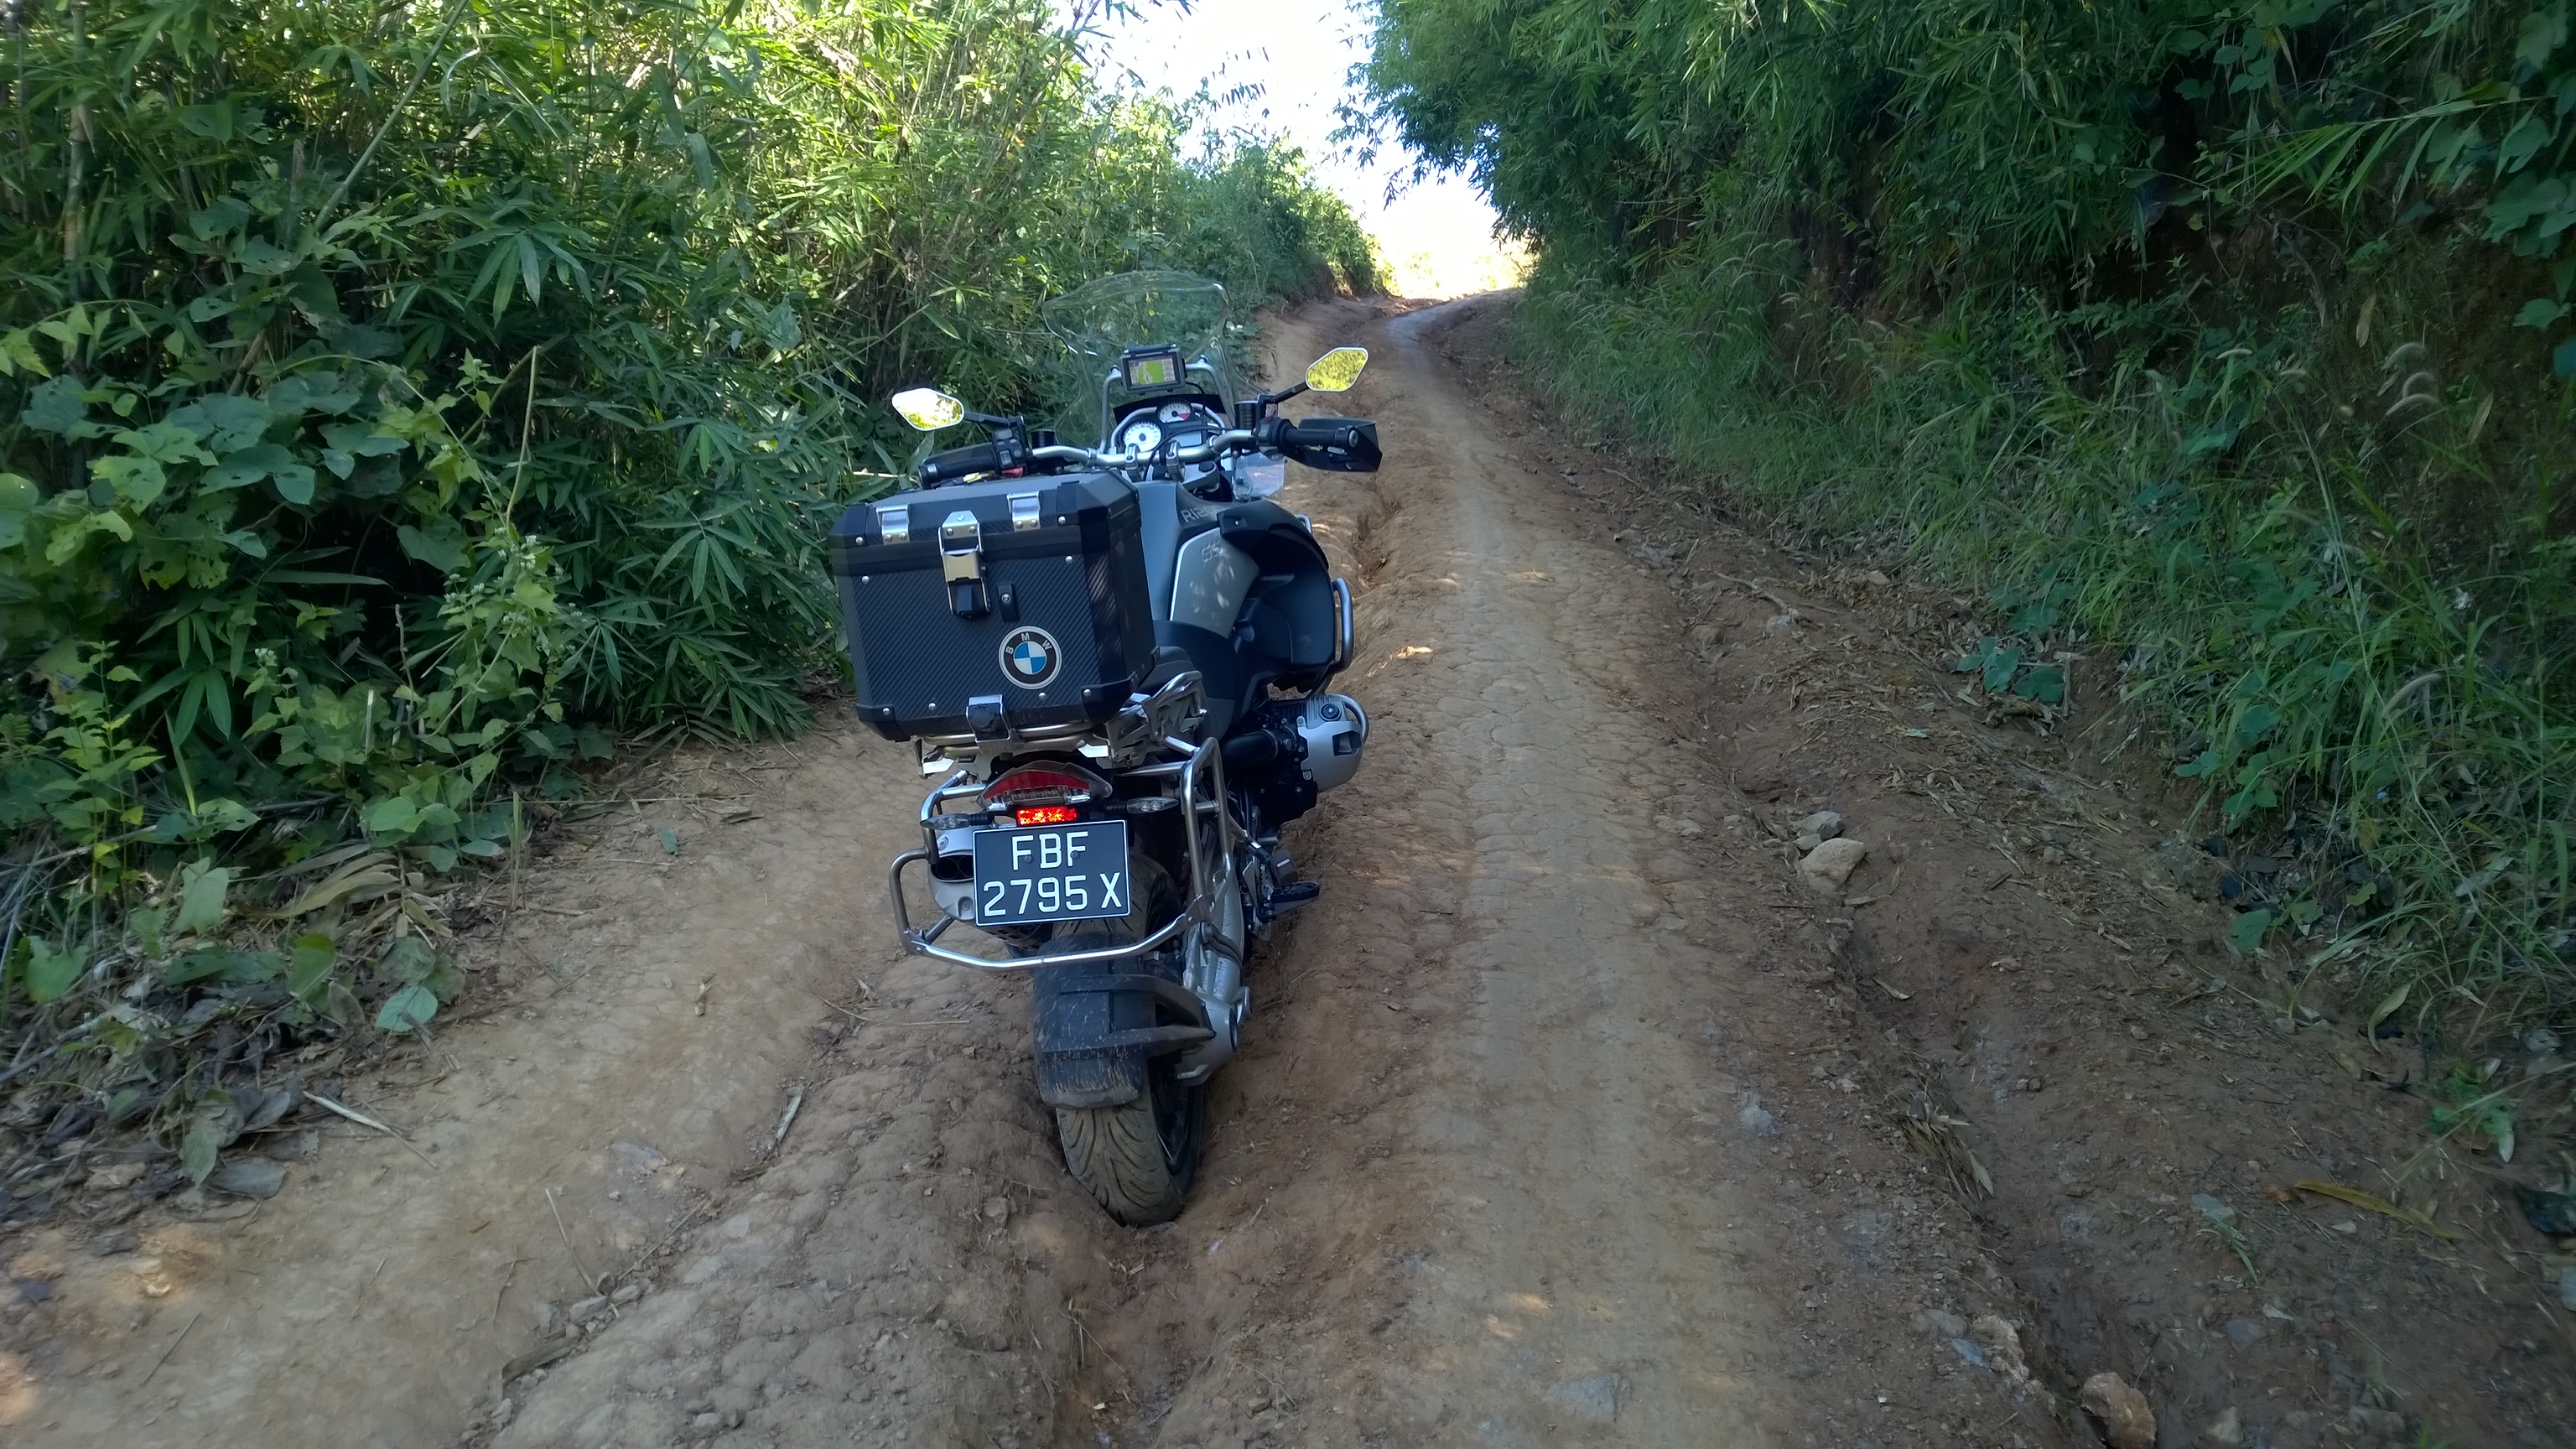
1053,299 -> 2061,1448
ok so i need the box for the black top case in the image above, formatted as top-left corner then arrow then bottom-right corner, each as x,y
829,472 -> 1156,741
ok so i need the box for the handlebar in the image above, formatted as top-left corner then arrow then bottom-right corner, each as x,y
914,417 -> 1378,486
1026,430 -> 1256,471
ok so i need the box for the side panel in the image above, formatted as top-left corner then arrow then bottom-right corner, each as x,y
1135,480 -> 1182,620
1169,532 -> 1259,636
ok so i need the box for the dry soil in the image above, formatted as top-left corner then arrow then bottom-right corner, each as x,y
3,295 -> 2568,1449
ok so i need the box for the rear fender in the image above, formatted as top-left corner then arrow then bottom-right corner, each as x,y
1031,962 -> 1213,1109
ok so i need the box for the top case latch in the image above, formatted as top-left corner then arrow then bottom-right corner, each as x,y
940,510 -> 986,618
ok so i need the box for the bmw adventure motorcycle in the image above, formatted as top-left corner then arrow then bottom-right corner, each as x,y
828,273 -> 1379,1223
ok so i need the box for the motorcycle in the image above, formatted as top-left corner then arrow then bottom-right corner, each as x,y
828,272 -> 1380,1223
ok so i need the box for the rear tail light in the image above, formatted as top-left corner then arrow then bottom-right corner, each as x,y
1013,804 -> 1079,827
981,762 -> 1113,813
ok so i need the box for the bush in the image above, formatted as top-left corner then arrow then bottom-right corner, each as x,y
1363,0 -> 2575,1035
0,0 -> 1376,1186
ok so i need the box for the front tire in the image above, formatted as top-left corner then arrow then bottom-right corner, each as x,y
1047,857 -> 1202,1224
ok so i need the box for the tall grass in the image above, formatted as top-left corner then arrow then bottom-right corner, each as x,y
1509,244 -> 2573,1030
1361,0 -> 2576,1035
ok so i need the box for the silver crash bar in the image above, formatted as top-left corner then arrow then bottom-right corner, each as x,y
886,731 -> 1230,974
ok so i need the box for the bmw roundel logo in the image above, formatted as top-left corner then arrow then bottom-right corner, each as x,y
999,626 -> 1063,690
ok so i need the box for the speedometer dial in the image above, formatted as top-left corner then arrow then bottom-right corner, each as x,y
1119,419 -> 1163,454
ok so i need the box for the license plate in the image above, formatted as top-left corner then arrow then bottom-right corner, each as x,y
970,820 -> 1131,926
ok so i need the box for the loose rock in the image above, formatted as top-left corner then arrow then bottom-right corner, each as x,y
1543,1373 -> 1623,1425
1737,1096 -> 1779,1136
2204,1405 -> 2244,1446
2078,1372 -> 2155,1449
1797,836 -> 1868,891
1790,809 -> 1843,839
1968,1315 -> 2029,1384
610,1282 -> 643,1305
981,1195 -> 1011,1224
207,1160 -> 288,1199
569,1294 -> 612,1322
85,1161 -> 148,1192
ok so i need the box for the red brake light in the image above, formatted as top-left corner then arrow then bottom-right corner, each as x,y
1015,805 -> 1080,827
981,762 -> 1112,811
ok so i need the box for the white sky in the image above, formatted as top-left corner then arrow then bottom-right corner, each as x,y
1075,0 -> 1522,296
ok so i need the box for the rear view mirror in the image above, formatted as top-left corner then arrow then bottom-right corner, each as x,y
1304,347 -> 1368,392
891,387 -> 965,431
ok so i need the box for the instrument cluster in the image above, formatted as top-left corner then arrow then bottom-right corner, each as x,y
1115,400 -> 1223,460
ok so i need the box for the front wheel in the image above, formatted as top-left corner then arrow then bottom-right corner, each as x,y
1047,859 -> 1202,1224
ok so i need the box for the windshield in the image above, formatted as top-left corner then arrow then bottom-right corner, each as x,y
1038,271 -> 1237,444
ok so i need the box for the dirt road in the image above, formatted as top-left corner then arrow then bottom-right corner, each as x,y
8,295 -> 2567,1448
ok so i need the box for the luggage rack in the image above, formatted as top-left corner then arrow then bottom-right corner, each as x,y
886,673 -> 1238,974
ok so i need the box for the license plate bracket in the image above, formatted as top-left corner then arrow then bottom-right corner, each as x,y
970,819 -> 1132,926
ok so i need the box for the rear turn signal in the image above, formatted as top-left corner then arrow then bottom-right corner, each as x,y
1013,805 -> 1079,827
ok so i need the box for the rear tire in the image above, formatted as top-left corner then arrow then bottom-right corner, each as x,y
1055,1064 -> 1201,1225
1048,857 -> 1202,1225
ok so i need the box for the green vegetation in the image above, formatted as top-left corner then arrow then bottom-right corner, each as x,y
1363,1 -> 2573,1036
0,0 -> 1374,1187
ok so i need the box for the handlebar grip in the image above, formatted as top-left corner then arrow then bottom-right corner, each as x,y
1270,417 -> 1381,473
920,442 -> 1002,486
1278,419 -> 1357,450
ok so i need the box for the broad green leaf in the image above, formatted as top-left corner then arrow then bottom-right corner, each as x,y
180,1118 -> 221,1184
2519,7 -> 2569,70
380,936 -> 438,984
322,422 -> 408,458
2521,298 -> 2573,330
236,237 -> 299,275
363,796 -> 422,836
2229,908 -> 2275,953
189,196 -> 251,239
287,933 -> 338,1000
205,442 -> 297,491
23,376 -> 95,436
1981,645 -> 2021,693
174,861 -> 233,934
112,423 -> 217,465
23,937 -> 87,1003
2012,664 -> 2065,704
165,393 -> 271,451
0,472 -> 36,549
165,947 -> 237,984
375,982 -> 439,1033
90,453 -> 168,508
